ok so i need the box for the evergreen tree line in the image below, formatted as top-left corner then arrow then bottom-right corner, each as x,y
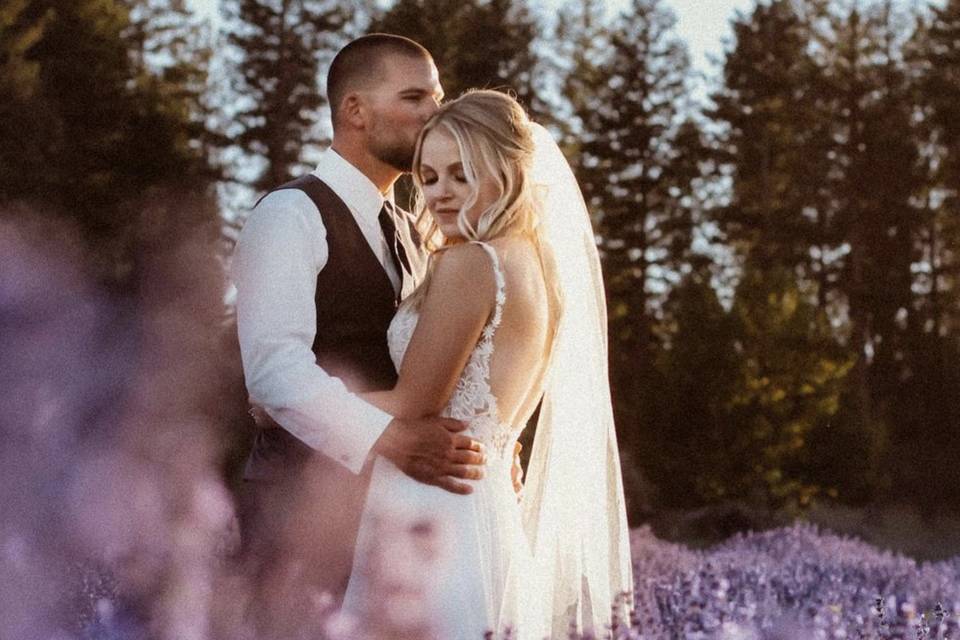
562,0 -> 960,519
2,0 -> 959,522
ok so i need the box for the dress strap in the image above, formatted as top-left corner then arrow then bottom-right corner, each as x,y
470,241 -> 506,331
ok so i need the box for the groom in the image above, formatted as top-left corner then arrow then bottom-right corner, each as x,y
231,34 -> 485,625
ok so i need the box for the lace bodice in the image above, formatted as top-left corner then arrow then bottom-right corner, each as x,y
387,242 -> 517,458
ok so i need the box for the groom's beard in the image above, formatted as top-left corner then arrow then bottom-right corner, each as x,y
373,140 -> 416,173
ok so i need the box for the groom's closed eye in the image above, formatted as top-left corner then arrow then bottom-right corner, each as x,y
400,89 -> 440,105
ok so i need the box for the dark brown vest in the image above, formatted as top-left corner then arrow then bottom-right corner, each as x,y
243,175 -> 400,480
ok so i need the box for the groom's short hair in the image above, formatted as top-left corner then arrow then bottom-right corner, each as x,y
327,34 -> 434,129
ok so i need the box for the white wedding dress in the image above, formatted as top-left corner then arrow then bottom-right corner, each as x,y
343,241 -> 547,639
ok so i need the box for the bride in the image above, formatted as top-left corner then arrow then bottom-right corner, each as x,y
342,90 -> 632,639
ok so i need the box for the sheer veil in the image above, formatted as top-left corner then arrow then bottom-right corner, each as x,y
521,123 -> 634,635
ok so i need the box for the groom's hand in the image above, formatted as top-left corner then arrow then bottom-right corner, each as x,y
374,417 -> 486,495
511,441 -> 524,498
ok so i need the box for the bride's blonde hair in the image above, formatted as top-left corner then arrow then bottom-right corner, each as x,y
406,89 -> 558,316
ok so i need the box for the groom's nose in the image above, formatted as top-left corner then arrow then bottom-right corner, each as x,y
419,102 -> 438,123
415,98 -> 437,121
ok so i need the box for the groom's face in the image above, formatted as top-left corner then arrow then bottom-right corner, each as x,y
365,55 -> 443,172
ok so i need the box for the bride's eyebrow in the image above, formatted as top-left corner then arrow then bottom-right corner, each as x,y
419,161 -> 463,172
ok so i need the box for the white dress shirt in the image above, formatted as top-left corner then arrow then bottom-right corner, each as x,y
232,149 -> 402,474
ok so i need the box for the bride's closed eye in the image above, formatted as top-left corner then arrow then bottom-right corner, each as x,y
419,169 -> 469,185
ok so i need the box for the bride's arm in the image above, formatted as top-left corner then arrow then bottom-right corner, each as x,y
363,243 -> 496,419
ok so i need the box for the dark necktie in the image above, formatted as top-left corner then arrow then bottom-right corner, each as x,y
378,201 -> 411,282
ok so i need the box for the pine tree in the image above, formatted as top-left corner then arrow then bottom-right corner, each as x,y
924,0 -> 960,195
891,0 -> 960,513
369,0 -> 544,118
709,0 -> 833,289
652,263 -> 740,507
810,3 -> 924,502
914,0 -> 960,341
560,0 -> 699,450
222,0 -> 351,192
122,0 -> 223,182
0,0 -> 218,287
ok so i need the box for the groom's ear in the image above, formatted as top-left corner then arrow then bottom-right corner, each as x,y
340,93 -> 367,130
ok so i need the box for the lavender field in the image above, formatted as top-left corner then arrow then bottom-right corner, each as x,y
62,522 -> 960,640
4,221 -> 960,640
625,523 -> 960,639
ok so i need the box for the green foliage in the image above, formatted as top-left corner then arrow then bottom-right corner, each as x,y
726,265 -> 854,509
811,3 -> 939,509
0,0 -> 47,101
222,0 -> 352,191
0,0 -> 50,199
888,332 -> 960,514
883,3 -> 960,505
0,0 -> 218,288
649,264 -> 854,511
650,266 -> 740,507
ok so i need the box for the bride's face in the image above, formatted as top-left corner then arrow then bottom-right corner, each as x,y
418,129 -> 499,240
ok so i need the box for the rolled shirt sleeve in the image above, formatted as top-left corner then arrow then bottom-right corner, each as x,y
232,189 -> 393,474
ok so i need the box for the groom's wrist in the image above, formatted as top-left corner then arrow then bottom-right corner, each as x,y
372,418 -> 402,458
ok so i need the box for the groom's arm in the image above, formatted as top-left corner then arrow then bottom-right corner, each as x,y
233,190 -> 392,474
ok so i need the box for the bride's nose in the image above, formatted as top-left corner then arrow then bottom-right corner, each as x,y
433,179 -> 454,201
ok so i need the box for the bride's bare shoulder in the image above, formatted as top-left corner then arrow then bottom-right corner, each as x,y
483,237 -> 553,317
485,236 -> 544,278
429,242 -> 498,299
433,241 -> 496,270
432,237 -> 543,292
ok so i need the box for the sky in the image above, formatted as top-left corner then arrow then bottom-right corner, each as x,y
657,0 -> 757,72
189,0 -> 757,75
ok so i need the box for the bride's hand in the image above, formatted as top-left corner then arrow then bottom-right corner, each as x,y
375,416 -> 487,495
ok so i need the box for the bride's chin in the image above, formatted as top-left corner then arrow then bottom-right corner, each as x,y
438,228 -> 467,243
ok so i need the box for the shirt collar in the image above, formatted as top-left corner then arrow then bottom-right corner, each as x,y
311,148 -> 393,225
